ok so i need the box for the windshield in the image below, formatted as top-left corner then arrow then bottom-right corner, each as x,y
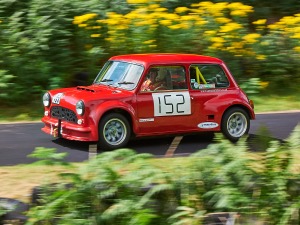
94,61 -> 144,90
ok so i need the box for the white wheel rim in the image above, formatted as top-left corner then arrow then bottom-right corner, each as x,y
226,112 -> 248,138
103,118 -> 127,146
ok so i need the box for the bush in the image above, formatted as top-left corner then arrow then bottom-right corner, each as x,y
24,125 -> 300,224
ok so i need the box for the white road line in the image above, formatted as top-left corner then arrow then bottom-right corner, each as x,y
88,144 -> 98,159
165,136 -> 183,157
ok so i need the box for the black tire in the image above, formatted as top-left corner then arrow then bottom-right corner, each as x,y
98,113 -> 131,151
221,107 -> 250,142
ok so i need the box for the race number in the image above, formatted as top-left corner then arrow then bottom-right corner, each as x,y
152,92 -> 191,117
52,93 -> 63,104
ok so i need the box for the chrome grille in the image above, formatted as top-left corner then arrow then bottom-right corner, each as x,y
51,106 -> 78,123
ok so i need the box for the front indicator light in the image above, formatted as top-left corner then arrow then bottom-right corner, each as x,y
249,99 -> 254,109
76,100 -> 85,115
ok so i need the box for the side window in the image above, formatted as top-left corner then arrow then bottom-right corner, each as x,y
141,66 -> 187,92
189,64 -> 229,89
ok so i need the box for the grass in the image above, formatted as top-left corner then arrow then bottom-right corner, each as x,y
251,94 -> 300,113
0,157 -> 190,203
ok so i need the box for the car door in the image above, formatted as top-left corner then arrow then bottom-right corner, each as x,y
136,65 -> 195,135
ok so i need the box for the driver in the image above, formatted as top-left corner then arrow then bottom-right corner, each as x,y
141,68 -> 167,91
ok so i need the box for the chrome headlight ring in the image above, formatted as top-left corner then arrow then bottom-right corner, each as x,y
43,92 -> 51,107
76,100 -> 85,116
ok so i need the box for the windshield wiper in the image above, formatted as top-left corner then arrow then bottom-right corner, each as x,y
100,79 -> 113,82
118,81 -> 135,85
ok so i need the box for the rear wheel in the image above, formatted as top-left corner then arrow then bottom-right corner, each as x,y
98,113 -> 131,151
221,107 -> 250,142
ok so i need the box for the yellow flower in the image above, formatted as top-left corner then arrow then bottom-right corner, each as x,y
232,42 -> 244,49
211,37 -> 225,43
228,3 -> 253,17
195,20 -> 207,26
198,1 -> 214,8
143,39 -> 155,44
168,24 -> 182,29
291,33 -> 300,39
127,0 -> 148,4
175,7 -> 189,14
260,81 -> 269,88
162,13 -> 179,20
154,7 -> 168,12
204,30 -> 217,36
91,34 -> 101,38
243,33 -> 261,43
73,13 -> 98,25
293,46 -> 300,52
160,20 -> 172,26
252,19 -> 267,25
78,24 -> 88,27
220,22 -> 242,33
211,42 -> 224,49
215,17 -> 231,24
105,18 -> 119,25
180,15 -> 193,21
268,24 -> 279,30
148,4 -> 159,9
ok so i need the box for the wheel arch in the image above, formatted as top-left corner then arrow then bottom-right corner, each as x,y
222,104 -> 254,122
96,107 -> 136,141
221,104 -> 251,142
100,108 -> 133,132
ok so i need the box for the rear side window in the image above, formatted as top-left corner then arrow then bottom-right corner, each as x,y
189,64 -> 229,89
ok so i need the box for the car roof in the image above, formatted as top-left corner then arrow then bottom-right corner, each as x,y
109,53 -> 223,66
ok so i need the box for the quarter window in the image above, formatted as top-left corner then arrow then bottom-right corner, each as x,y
189,64 -> 229,89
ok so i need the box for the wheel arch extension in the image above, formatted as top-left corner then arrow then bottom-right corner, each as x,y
222,104 -> 254,121
98,108 -> 135,136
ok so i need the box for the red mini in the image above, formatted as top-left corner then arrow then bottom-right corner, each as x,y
42,54 -> 255,150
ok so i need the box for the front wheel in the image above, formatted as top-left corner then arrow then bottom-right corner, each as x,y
98,113 -> 131,151
221,107 -> 250,142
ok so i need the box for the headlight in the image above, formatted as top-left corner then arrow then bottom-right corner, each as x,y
76,100 -> 85,115
43,92 -> 51,107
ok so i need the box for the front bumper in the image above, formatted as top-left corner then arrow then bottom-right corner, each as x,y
41,117 -> 97,142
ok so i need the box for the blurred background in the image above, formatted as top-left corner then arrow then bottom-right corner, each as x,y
0,0 -> 300,118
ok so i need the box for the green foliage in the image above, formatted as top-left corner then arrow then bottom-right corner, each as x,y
0,69 -> 14,101
240,77 -> 263,96
1,0 -> 300,105
28,147 -> 70,166
26,148 -> 178,225
24,127 -> 300,224
0,204 -> 10,217
185,126 -> 300,224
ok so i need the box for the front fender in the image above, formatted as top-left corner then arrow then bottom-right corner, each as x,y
89,100 -> 138,138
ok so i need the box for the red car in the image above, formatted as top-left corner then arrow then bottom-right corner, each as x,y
42,54 -> 255,150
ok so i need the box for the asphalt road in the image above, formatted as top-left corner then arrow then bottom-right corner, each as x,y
0,112 -> 299,166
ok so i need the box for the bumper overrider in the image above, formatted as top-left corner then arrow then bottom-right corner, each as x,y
42,117 -> 97,141
42,92 -> 98,142
41,116 -> 96,142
